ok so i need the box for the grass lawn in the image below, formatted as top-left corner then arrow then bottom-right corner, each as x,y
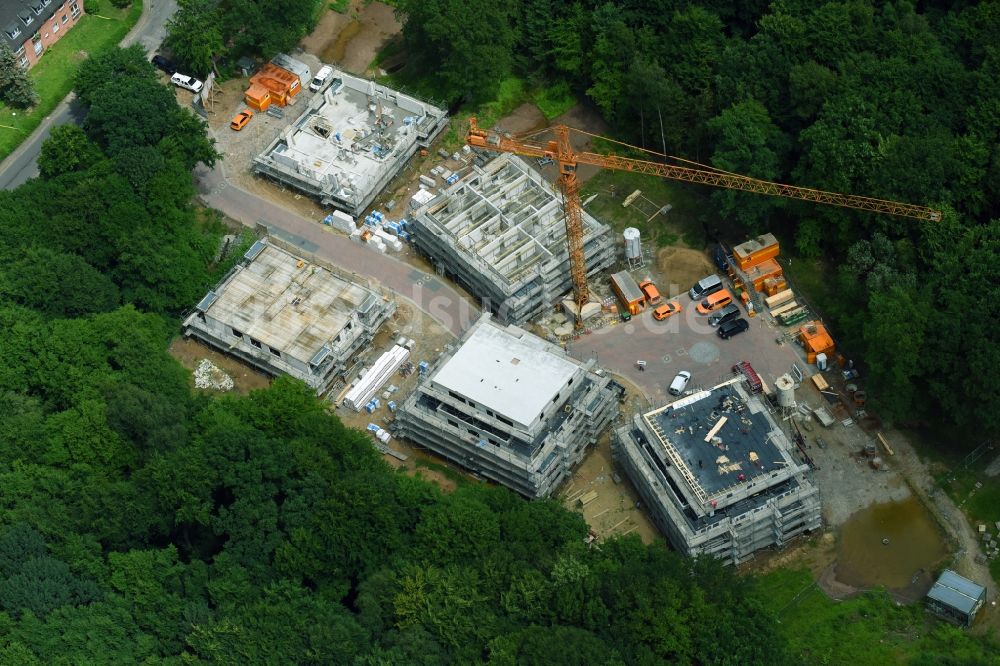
758,568 -> 998,664
0,0 -> 142,162
580,169 -> 709,249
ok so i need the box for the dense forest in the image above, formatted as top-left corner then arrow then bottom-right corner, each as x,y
396,0 -> 1000,432
0,4 -> 997,663
0,43 -> 799,665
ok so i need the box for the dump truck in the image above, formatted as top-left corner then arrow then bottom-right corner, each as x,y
611,271 -> 645,315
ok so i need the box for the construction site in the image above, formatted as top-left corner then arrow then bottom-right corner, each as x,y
410,154 -> 615,324
183,237 -> 396,395
393,314 -> 623,498
252,68 -> 447,217
613,375 -> 822,564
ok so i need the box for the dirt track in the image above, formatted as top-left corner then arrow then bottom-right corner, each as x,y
301,2 -> 401,76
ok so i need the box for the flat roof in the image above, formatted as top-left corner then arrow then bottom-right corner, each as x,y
927,570 -> 986,615
199,242 -> 376,362
644,381 -> 792,502
432,319 -> 579,428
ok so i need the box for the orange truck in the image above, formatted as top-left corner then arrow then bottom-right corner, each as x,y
611,271 -> 645,315
638,279 -> 662,306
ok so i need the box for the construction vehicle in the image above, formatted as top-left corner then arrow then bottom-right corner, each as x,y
466,119 -> 941,326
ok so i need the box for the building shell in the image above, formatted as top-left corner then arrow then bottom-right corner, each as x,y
614,377 -> 821,564
410,155 -> 614,325
252,69 -> 447,217
395,314 -> 622,498
183,238 -> 395,395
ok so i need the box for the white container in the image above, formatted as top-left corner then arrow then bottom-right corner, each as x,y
623,227 -> 642,259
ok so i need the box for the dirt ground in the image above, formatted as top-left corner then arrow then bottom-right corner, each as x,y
301,1 -> 401,76
654,246 -> 715,298
168,337 -> 273,395
558,410 -> 660,544
330,300 -> 469,494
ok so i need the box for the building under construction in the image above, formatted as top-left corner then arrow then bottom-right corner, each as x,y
183,238 -> 395,395
395,314 -> 622,498
410,154 -> 615,324
253,69 -> 447,217
613,377 -> 820,564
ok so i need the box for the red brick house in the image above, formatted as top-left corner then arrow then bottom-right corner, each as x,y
2,0 -> 84,70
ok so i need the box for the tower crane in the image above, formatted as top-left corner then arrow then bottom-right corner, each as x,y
466,118 -> 941,324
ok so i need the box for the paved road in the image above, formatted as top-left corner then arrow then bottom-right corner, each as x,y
194,162 -> 479,337
0,0 -> 178,191
567,303 -> 805,404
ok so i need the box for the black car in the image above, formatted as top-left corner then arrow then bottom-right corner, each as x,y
713,244 -> 729,271
151,54 -> 177,75
717,318 -> 749,339
708,303 -> 740,327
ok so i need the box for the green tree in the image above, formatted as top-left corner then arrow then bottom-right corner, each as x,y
38,126 -> 104,180
165,0 -> 224,77
0,42 -> 37,108
396,0 -> 517,102
708,99 -> 789,231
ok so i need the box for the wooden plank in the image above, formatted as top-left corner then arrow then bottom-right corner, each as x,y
765,289 -> 794,309
579,490 -> 599,506
704,416 -> 728,442
877,432 -> 895,456
811,373 -> 830,391
769,300 -> 799,317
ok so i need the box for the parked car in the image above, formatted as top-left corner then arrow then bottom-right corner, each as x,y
230,109 -> 253,131
151,54 -> 176,75
309,65 -> 334,92
170,73 -> 204,93
696,289 -> 734,314
688,274 -> 723,300
668,371 -> 692,396
717,318 -> 750,339
713,244 -> 729,271
652,300 -> 682,321
708,303 -> 740,327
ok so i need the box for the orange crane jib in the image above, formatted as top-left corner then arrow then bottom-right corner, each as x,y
464,118 -> 941,325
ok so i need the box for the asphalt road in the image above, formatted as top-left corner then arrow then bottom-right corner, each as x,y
194,162 -> 479,338
0,0 -> 178,191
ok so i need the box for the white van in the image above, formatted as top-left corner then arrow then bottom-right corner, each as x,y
688,274 -> 723,300
309,65 -> 333,92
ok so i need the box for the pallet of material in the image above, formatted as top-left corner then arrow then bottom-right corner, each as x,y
578,490 -> 599,506
769,300 -> 799,317
765,289 -> 794,309
780,309 -> 808,326
811,373 -> 830,391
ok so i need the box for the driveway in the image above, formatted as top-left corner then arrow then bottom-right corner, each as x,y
0,0 -> 178,190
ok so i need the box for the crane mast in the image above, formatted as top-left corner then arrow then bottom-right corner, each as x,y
466,118 -> 941,325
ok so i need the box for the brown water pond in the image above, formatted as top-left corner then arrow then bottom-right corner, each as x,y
835,496 -> 948,590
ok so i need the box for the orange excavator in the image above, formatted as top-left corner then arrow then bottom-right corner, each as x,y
466,118 -> 941,324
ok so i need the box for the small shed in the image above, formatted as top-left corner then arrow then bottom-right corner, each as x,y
270,53 -> 311,87
926,569 -> 986,627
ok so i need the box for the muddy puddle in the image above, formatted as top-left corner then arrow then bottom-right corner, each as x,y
835,497 -> 948,590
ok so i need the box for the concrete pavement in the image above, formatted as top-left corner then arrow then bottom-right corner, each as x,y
0,0 -> 178,191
